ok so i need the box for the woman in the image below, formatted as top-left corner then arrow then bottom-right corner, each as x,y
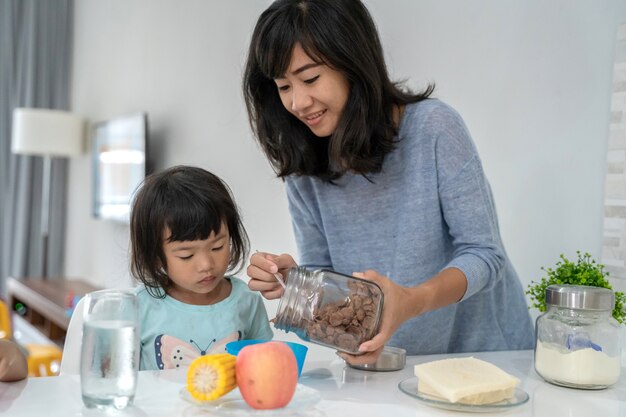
243,0 -> 534,365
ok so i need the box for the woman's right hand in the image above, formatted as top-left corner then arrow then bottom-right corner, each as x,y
247,251 -> 297,299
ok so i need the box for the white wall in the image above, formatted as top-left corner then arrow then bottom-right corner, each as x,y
67,0 -> 626,360
68,0 -> 286,292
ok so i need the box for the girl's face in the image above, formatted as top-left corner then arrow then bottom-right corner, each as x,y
274,43 -> 350,137
161,223 -> 231,305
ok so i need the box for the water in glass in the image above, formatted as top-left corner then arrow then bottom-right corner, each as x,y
80,291 -> 139,410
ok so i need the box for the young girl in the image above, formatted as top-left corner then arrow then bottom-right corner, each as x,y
244,0 -> 534,366
130,165 -> 273,370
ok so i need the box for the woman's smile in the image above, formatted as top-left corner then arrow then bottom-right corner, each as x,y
303,109 -> 326,126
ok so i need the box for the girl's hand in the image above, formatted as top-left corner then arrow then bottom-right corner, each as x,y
337,270 -> 416,366
247,251 -> 297,299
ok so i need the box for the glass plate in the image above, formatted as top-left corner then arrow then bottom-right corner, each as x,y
179,384 -> 321,416
398,377 -> 529,413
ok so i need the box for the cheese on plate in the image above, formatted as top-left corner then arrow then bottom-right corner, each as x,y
413,357 -> 519,405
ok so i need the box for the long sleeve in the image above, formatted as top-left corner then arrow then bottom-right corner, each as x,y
281,99 -> 533,353
433,109 -> 505,300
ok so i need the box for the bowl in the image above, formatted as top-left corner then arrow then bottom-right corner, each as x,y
347,346 -> 406,372
225,339 -> 308,377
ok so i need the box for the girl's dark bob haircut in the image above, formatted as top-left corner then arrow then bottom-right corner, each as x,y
243,0 -> 434,182
130,165 -> 249,298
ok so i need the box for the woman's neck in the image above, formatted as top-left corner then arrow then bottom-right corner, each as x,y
393,104 -> 405,129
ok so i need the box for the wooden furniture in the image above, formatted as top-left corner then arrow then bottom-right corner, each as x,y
1,299 -> 64,377
6,277 -> 101,346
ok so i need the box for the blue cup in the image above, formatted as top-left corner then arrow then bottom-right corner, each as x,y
225,339 -> 308,377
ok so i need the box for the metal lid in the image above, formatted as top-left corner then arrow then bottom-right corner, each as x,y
347,346 -> 406,372
545,285 -> 615,311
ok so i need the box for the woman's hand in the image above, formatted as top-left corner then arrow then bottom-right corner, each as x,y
337,267 -> 467,366
337,270 -> 417,366
247,251 -> 297,299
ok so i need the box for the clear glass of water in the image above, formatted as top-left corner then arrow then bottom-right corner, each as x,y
80,290 -> 140,410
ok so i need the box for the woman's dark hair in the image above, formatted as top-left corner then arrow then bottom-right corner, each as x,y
130,165 -> 249,298
243,0 -> 434,182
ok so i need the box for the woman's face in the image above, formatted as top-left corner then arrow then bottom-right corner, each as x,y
274,43 -> 350,137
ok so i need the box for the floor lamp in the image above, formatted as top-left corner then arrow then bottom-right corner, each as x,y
11,108 -> 84,279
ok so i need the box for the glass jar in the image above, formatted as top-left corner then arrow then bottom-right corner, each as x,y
534,285 -> 621,389
274,267 -> 384,355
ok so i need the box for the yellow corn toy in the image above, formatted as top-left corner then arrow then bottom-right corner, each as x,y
187,353 -> 237,401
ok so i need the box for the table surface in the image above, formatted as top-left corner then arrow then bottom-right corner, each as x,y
0,349 -> 624,417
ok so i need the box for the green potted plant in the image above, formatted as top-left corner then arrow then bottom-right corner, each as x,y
526,251 -> 625,324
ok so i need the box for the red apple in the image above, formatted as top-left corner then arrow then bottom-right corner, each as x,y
235,341 -> 298,410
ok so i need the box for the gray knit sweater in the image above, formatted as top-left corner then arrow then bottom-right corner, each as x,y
285,99 -> 534,354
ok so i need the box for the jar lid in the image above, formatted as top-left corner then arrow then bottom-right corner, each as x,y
347,346 -> 406,372
545,285 -> 615,311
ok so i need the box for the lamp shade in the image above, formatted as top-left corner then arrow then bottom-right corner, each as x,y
12,108 -> 84,157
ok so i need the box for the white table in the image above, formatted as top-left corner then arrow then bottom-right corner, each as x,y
0,349 -> 624,416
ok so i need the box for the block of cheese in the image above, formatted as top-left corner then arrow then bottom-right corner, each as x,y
413,357 -> 519,405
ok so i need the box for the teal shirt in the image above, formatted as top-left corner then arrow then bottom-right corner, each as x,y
135,277 -> 273,370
